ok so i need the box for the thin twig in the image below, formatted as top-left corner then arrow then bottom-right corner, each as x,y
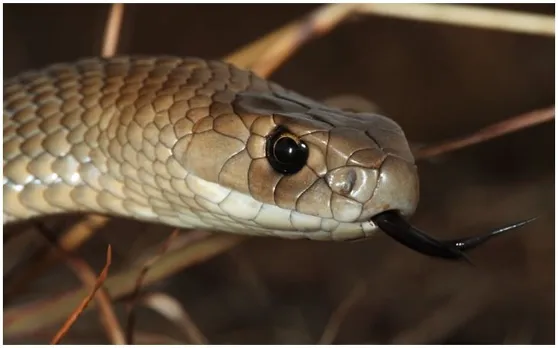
5,215 -> 107,298
42,235 -> 124,344
50,246 -> 113,344
141,292 -> 208,344
225,4 -> 357,72
357,4 -> 554,37
4,234 -> 245,338
414,106 -> 554,160
251,4 -> 359,78
318,281 -> 368,344
58,215 -> 108,249
101,3 -> 125,57
126,229 -> 179,344
225,23 -> 295,69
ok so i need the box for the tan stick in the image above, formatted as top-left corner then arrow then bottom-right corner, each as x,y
50,246 -> 114,344
101,3 -> 125,57
357,4 -> 554,37
415,106 -> 554,160
251,4 -> 359,78
141,292 -> 208,344
225,4 -> 358,73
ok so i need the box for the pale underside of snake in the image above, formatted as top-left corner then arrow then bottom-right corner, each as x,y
3,56 -> 533,260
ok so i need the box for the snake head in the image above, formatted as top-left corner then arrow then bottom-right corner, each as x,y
178,88 -> 420,241
226,89 -> 535,260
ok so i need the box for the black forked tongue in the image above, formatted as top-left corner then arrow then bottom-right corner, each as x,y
371,210 -> 537,261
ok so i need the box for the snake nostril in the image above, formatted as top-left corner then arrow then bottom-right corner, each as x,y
326,167 -> 357,196
343,168 -> 357,195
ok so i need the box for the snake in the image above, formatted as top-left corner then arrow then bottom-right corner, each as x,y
3,56 -> 533,260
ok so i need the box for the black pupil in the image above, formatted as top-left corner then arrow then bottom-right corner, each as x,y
274,137 -> 301,163
266,127 -> 308,175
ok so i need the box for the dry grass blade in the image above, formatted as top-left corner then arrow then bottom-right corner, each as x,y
318,281 -> 367,344
58,215 -> 108,249
101,3 -> 125,57
141,292 -> 208,344
224,23 -> 295,69
250,3 -> 359,78
48,240 -> 124,344
5,214 -> 107,298
225,4 -> 357,71
126,229 -> 179,344
414,106 -> 554,160
4,234 -> 245,338
50,245 -> 113,344
357,4 -> 554,36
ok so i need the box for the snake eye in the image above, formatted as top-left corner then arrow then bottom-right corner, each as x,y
266,126 -> 308,175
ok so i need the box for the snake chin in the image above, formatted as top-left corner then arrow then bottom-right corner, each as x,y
148,173 -> 383,241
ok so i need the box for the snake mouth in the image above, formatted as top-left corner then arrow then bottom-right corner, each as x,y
370,210 -> 537,261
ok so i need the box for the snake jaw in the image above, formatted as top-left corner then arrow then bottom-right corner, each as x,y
370,210 -> 537,260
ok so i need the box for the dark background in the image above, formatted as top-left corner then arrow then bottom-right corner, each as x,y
4,4 -> 555,344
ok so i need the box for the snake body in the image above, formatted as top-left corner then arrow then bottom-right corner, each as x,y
3,56 -> 419,241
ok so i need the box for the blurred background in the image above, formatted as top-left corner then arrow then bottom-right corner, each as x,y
3,4 -> 554,344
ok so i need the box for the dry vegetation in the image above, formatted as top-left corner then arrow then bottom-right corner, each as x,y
3,4 -> 554,344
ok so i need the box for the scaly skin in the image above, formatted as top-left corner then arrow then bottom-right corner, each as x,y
3,56 -> 419,241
